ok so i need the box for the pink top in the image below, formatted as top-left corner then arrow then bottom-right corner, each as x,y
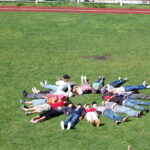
81,84 -> 92,92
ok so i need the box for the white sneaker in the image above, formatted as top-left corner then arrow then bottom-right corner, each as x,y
44,80 -> 48,85
118,77 -> 121,80
124,77 -> 128,81
60,121 -> 65,130
40,82 -> 44,87
81,75 -> 84,83
31,87 -> 36,93
146,85 -> 150,88
67,122 -> 71,130
143,81 -> 147,86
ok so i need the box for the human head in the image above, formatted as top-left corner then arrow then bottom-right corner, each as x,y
63,74 -> 71,82
84,104 -> 90,109
72,87 -> 83,95
101,86 -> 108,94
92,101 -> 97,108
77,103 -> 82,108
68,103 -> 74,108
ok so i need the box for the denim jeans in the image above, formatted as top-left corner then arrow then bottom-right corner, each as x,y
109,80 -> 126,88
27,93 -> 45,99
43,84 -> 58,93
124,85 -> 147,92
123,99 -> 150,110
64,113 -> 80,128
31,99 -> 47,106
114,105 -> 139,117
128,94 -> 150,100
103,109 -> 123,122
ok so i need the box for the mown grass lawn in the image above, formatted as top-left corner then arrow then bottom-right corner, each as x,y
0,11 -> 150,150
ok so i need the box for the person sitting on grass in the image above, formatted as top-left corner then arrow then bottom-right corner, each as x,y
40,74 -> 73,93
60,104 -> 85,130
92,102 -> 128,124
84,104 -> 100,127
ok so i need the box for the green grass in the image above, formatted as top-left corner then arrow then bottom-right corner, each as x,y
1,1 -> 150,9
0,11 -> 150,150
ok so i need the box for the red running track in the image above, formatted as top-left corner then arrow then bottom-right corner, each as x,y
0,6 -> 150,14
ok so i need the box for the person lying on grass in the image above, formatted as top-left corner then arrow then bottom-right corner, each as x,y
71,75 -> 105,95
102,92 -> 150,112
60,103 -> 85,130
23,87 -> 73,99
84,104 -> 100,127
20,96 -> 67,115
102,101 -> 143,117
40,74 -> 76,95
30,101 -> 71,123
101,81 -> 150,95
91,75 -> 105,94
92,102 -> 128,124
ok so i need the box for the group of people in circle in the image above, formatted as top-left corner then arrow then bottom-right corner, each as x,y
20,74 -> 150,130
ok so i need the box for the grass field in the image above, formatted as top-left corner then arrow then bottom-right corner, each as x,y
0,11 -> 150,150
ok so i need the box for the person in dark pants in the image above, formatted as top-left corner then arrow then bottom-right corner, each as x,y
60,104 -> 85,130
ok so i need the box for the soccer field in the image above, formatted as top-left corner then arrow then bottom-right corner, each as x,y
0,11 -> 150,150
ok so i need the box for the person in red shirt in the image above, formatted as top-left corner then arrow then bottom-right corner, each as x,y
84,104 -> 100,127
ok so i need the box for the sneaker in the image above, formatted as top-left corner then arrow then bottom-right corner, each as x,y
31,87 -> 36,93
84,76 -> 87,83
116,120 -> 121,124
140,110 -> 143,115
81,75 -> 84,83
23,105 -> 28,109
21,106 -> 28,111
25,112 -> 31,115
44,80 -> 48,85
146,85 -> 150,89
60,121 -> 65,130
118,77 -> 121,80
67,122 -> 71,130
122,116 -> 129,122
143,81 -> 147,86
22,90 -> 28,98
40,82 -> 44,87
144,109 -> 149,112
124,77 -> 128,81
20,99 -> 25,104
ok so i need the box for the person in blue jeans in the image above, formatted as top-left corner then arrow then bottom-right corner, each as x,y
103,101 -> 142,117
60,104 -> 85,130
92,102 -> 128,124
123,99 -> 150,112
102,93 -> 150,112
92,76 -> 105,94
109,77 -> 128,88
101,81 -> 150,94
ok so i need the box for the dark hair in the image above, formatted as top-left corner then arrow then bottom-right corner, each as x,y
77,103 -> 82,106
92,101 -> 97,105
63,74 -> 71,79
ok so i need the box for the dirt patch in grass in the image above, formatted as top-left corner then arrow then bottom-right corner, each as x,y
82,55 -> 111,60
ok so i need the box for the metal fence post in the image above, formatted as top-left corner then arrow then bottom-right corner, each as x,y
36,0 -> 38,4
